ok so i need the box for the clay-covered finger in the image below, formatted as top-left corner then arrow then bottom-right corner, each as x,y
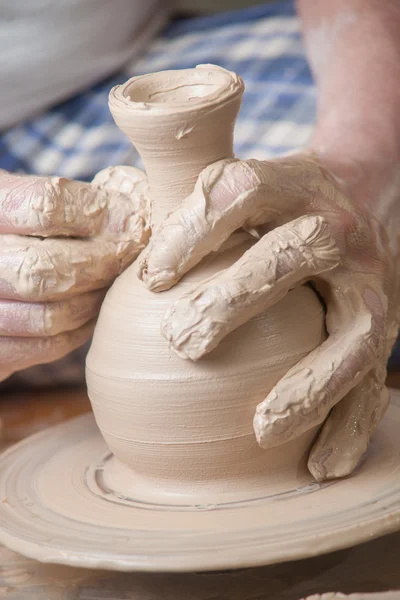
0,290 -> 105,337
0,167 -> 150,243
0,319 -> 95,381
308,365 -> 389,481
138,158 -> 274,291
162,215 -> 340,360
0,234 -> 140,302
253,307 -> 382,450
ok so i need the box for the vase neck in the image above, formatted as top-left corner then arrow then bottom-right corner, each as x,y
137,110 -> 237,227
109,65 -> 244,228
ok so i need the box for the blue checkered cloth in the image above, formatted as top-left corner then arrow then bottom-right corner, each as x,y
0,0 -> 398,386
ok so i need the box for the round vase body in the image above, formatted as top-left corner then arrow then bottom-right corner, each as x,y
86,236 -> 326,504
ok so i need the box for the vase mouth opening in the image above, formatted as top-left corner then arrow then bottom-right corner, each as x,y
110,64 -> 244,115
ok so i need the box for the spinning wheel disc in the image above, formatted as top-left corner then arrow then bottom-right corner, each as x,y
0,391 -> 400,572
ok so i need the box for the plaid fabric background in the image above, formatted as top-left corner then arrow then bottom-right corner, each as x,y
0,0 -> 398,386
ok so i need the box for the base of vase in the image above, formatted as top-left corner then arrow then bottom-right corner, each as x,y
92,452 -> 322,509
97,438 -> 320,507
1,392 -> 400,572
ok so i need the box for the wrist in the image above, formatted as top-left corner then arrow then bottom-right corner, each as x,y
305,124 -> 400,210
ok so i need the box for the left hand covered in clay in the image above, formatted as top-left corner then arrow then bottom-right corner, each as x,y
137,154 -> 399,481
0,165 -> 150,382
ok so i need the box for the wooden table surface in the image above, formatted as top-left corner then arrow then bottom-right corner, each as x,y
1,382 -> 400,599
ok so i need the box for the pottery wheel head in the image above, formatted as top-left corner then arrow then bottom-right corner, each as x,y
0,393 -> 400,571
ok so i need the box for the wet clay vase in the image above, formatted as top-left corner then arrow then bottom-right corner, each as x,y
86,65 -> 326,505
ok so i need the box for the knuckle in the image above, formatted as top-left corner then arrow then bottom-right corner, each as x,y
19,249 -> 50,301
198,159 -> 242,198
290,215 -> 341,273
18,245 -> 71,301
93,165 -> 147,192
227,159 -> 265,196
30,177 -> 108,236
197,158 -> 264,218
1,176 -> 48,231
241,159 -> 265,185
0,174 -> 68,235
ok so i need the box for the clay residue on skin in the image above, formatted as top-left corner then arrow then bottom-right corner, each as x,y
253,277 -> 384,453
138,159 -> 265,291
91,165 -> 151,244
0,291 -> 105,337
0,165 -> 150,382
0,234 -> 137,302
138,155 -> 349,293
0,319 -> 95,383
0,167 -> 150,242
0,166 -> 151,303
162,215 -> 339,360
307,362 -> 389,481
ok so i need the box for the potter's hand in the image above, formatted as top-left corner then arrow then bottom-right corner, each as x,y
0,166 -> 150,381
138,154 -> 399,481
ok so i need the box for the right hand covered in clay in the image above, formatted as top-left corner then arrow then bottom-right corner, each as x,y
0,165 -> 150,382
137,153 -> 400,482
